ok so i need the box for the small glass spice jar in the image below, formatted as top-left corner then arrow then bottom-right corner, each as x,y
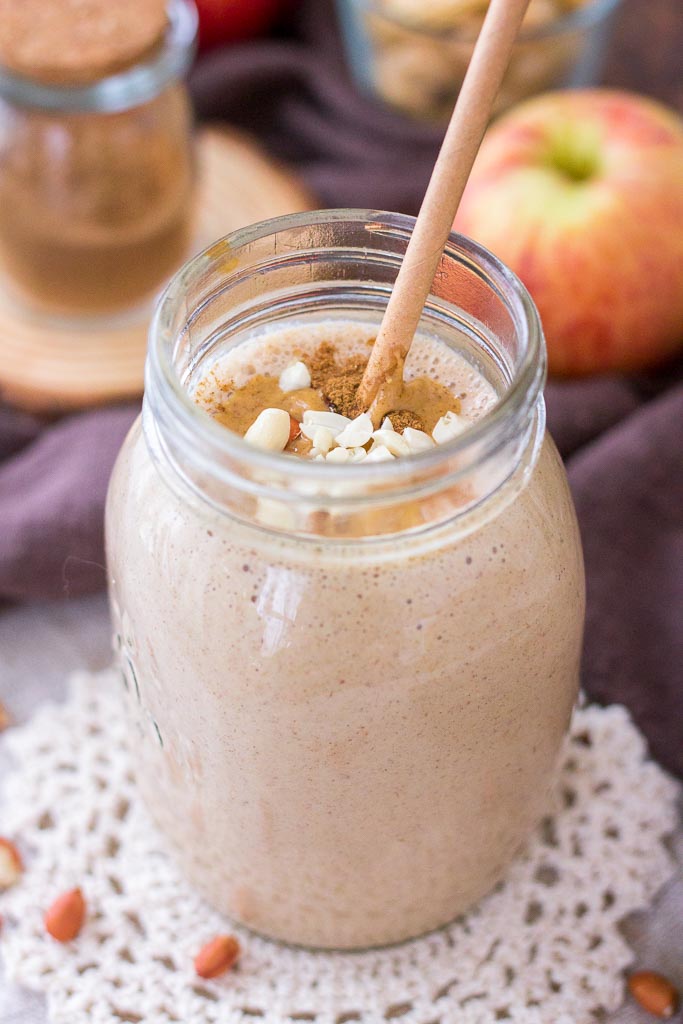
0,0 -> 197,316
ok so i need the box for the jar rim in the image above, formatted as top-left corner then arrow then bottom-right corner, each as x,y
0,0 -> 197,113
147,209 -> 546,498
356,0 -> 622,43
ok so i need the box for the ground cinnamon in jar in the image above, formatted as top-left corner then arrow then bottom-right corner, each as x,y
0,0 -> 196,315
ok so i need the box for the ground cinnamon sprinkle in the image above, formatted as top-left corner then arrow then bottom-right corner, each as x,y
309,342 -> 367,419
388,410 -> 424,432
309,344 -> 428,431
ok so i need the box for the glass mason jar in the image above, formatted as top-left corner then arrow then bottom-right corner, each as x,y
106,210 -> 585,949
0,0 -> 197,316
337,0 -> 622,122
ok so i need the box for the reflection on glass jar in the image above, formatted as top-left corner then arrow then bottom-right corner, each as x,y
106,211 -> 585,949
0,0 -> 197,316
337,0 -> 623,122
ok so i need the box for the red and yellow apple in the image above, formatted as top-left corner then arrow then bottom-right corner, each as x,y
454,90 -> 683,375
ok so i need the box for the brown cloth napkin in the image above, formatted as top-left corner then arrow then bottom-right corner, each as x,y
0,0 -> 681,779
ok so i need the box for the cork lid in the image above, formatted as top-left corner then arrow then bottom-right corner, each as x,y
0,0 -> 169,85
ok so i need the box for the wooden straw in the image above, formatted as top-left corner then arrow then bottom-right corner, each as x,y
356,0 -> 532,415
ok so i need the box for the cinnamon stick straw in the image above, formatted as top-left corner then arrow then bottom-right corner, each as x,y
356,0 -> 532,416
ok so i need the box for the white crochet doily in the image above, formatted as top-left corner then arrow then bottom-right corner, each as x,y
0,671 -> 679,1024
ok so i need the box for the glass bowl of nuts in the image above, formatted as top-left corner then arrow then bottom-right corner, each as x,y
337,0 -> 623,122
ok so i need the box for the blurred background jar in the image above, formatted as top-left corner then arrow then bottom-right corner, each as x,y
337,0 -> 623,122
0,0 -> 197,318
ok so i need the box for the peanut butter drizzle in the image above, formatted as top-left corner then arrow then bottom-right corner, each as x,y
211,375 -> 325,455
205,341 -> 461,457
212,376 -> 325,435
388,377 -> 460,433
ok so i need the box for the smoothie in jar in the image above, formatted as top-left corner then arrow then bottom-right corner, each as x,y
106,211 -> 584,949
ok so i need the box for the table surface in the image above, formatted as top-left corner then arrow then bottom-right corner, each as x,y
2,0 -> 683,1020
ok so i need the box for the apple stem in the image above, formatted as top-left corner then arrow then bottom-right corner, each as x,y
548,122 -> 601,182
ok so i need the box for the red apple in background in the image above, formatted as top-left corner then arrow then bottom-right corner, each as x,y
195,0 -> 291,49
454,90 -> 683,376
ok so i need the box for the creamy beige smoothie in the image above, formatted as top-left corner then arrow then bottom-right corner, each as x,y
106,315 -> 584,949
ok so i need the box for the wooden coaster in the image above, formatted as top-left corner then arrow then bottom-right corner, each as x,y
0,127 -> 315,413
